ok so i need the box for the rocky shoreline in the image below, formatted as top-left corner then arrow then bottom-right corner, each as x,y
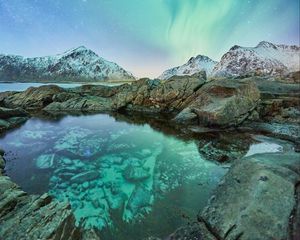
0,72 -> 299,239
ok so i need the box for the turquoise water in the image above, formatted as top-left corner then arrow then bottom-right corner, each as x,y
0,82 -> 123,92
0,114 -> 227,239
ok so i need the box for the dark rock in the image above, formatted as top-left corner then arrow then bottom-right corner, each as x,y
0,155 -> 5,173
0,107 -> 28,119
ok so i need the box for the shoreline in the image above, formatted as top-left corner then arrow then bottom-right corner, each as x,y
0,79 -> 136,84
0,72 -> 299,239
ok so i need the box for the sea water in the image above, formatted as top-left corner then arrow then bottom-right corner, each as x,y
0,82 -> 123,92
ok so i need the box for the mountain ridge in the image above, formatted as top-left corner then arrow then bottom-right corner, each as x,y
158,54 -> 218,80
0,46 -> 135,82
212,41 -> 300,77
158,41 -> 300,79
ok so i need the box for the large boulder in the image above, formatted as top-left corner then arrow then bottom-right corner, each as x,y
116,73 -> 206,113
174,79 -> 260,127
3,85 -> 64,110
199,152 -> 300,240
149,72 -> 206,110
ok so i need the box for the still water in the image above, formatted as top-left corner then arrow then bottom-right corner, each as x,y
0,113 -> 227,239
0,113 -> 286,239
0,82 -> 123,92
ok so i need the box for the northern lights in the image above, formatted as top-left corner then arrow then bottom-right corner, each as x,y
0,0 -> 299,78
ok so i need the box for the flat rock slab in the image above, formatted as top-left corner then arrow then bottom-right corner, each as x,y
199,152 -> 300,240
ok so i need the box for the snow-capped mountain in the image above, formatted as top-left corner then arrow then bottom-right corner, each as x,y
158,55 -> 218,80
0,46 -> 135,82
212,41 -> 300,77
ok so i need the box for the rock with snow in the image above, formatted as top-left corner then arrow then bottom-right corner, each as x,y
212,41 -> 300,77
0,46 -> 135,82
158,55 -> 218,80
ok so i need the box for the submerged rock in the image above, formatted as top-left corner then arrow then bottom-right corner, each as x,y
70,170 -> 101,184
126,184 -> 152,217
54,128 -> 105,158
35,154 -> 55,169
123,165 -> 151,182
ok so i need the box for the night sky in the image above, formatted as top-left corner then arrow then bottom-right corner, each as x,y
0,0 -> 299,77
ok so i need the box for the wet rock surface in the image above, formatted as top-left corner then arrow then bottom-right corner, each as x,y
197,132 -> 256,163
0,150 -> 80,240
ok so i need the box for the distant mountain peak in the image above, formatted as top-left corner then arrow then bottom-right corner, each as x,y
158,55 -> 218,80
61,46 -> 97,57
229,45 -> 241,51
212,41 -> 300,77
188,55 -> 213,63
69,45 -> 88,51
0,47 -> 135,82
256,41 -> 277,49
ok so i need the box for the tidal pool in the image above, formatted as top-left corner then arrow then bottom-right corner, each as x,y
0,114 -> 229,238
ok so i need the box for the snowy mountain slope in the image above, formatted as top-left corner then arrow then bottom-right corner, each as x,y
0,46 -> 135,82
158,55 -> 218,80
212,41 -> 300,77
